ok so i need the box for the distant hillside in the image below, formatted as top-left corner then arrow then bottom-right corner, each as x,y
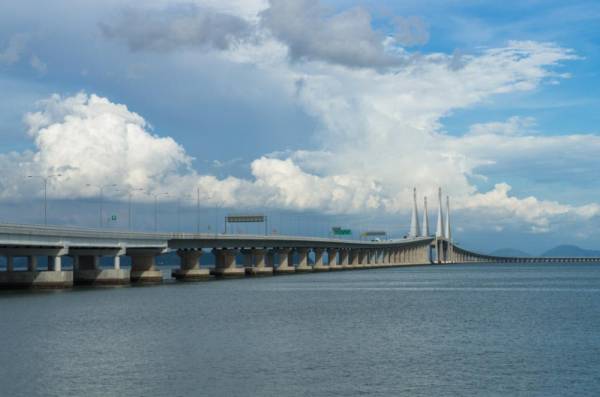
542,245 -> 600,258
490,248 -> 531,257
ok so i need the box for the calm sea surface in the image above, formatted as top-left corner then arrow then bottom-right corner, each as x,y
1,263 -> 600,396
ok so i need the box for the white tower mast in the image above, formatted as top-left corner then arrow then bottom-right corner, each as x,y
409,187 -> 420,238
421,196 -> 430,237
445,195 -> 451,240
435,187 -> 445,238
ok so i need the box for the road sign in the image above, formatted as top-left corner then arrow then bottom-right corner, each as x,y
225,215 -> 266,223
332,227 -> 352,235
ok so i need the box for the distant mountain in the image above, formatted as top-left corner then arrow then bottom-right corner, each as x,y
541,245 -> 600,258
490,248 -> 531,257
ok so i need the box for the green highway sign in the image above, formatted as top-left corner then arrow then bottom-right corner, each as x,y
332,227 -> 352,235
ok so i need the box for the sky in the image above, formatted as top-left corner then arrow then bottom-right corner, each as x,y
1,0 -> 599,254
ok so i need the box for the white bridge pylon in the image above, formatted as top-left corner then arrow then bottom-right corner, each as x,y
409,187 -> 450,240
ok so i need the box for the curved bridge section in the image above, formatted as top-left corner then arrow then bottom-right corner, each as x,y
0,223 -> 434,289
437,238 -> 600,264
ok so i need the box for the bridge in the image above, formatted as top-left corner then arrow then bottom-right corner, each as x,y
0,188 -> 598,289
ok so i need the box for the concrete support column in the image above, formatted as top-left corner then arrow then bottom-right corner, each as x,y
340,249 -> 350,269
350,249 -> 359,267
275,248 -> 294,274
1,251 -> 72,289
328,248 -> 340,270
246,249 -> 272,277
179,250 -> 202,270
296,248 -> 312,272
385,250 -> 392,265
130,254 -> 163,283
357,250 -> 366,268
266,250 -> 275,269
254,249 -> 266,268
243,250 -> 253,268
113,255 -> 121,270
53,256 -> 62,272
27,256 -> 37,272
313,248 -> 328,272
211,248 -> 245,278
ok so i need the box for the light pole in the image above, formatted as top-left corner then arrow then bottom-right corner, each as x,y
127,187 -> 144,230
27,174 -> 61,225
177,194 -> 193,233
86,183 -> 117,228
196,186 -> 201,233
150,192 -> 169,232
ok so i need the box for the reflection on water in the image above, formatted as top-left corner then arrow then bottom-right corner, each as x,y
1,263 -> 600,396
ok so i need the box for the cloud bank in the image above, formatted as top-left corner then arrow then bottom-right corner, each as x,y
1,0 -> 599,235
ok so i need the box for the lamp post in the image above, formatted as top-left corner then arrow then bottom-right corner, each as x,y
86,183 -> 118,228
196,186 -> 201,233
176,194 -> 193,233
127,187 -> 144,230
150,192 -> 169,232
27,174 -> 62,225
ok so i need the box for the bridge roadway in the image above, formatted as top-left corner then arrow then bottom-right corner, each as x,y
0,223 -> 434,288
0,223 -> 598,289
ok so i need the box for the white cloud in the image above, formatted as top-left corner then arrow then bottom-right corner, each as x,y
2,0 -> 600,235
260,0 -> 401,68
4,93 -> 192,199
0,34 -> 27,65
101,3 -> 254,52
1,93 -> 380,214
459,183 -> 600,232
29,55 -> 47,75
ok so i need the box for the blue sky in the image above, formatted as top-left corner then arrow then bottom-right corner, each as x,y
1,0 -> 600,254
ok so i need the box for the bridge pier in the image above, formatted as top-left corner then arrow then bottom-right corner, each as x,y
274,248 -> 295,274
73,248 -> 130,286
295,248 -> 312,272
339,249 -> 351,270
173,249 -> 211,281
0,248 -> 72,289
356,249 -> 367,269
246,249 -> 273,276
313,248 -> 329,272
130,249 -> 163,284
328,248 -> 341,271
211,248 -> 245,278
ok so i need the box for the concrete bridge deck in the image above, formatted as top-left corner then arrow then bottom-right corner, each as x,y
0,223 -> 598,289
0,223 -> 434,288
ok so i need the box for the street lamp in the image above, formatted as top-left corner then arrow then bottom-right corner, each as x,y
196,186 -> 201,233
127,187 -> 145,230
27,174 -> 62,225
86,183 -> 118,228
177,194 -> 193,233
149,192 -> 169,232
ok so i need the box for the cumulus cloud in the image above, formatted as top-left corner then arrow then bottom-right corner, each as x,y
0,33 -> 47,73
394,16 -> 429,47
102,0 -> 428,69
100,4 -> 253,52
260,0 -> 402,68
460,183 -> 600,232
29,55 -> 47,75
3,0 -> 600,235
0,93 -> 381,214
466,116 -> 537,136
0,34 -> 27,64
6,93 -> 192,199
